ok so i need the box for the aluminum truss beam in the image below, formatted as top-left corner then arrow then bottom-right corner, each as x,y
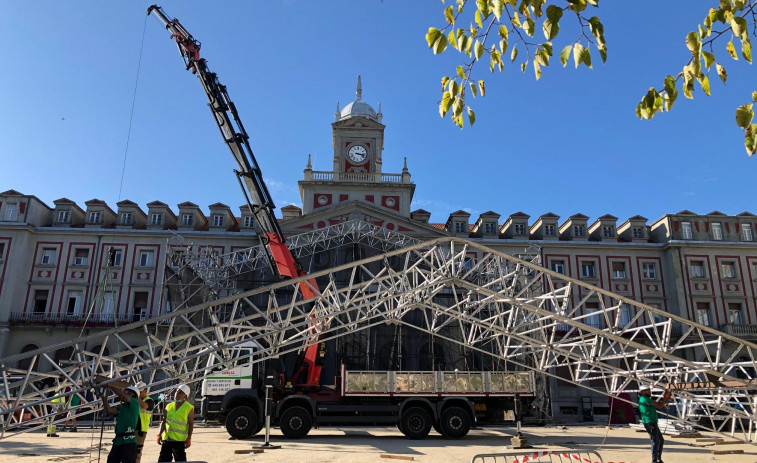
1,237 -> 755,441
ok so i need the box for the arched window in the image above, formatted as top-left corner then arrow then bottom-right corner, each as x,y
17,344 -> 39,370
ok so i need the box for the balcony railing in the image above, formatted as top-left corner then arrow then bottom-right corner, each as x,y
307,171 -> 408,183
8,311 -> 143,327
721,323 -> 757,338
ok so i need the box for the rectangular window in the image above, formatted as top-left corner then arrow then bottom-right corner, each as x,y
602,225 -> 615,238
33,290 -> 49,314
66,291 -> 83,315
585,302 -> 601,328
721,262 -> 736,279
133,291 -> 149,321
514,223 -> 525,235
728,303 -> 744,324
690,260 -> 706,278
88,211 -> 101,224
573,225 -> 585,237
57,210 -> 70,223
611,261 -> 627,279
695,302 -> 711,326
632,226 -> 645,239
5,204 -> 17,221
120,212 -> 132,225
484,223 -> 496,234
681,222 -> 693,239
581,262 -> 596,278
139,250 -> 154,267
642,262 -> 657,280
74,248 -> 89,266
41,248 -> 56,265
617,304 -> 632,327
243,216 -> 254,228
454,222 -> 465,233
0,242 -> 5,260
712,222 -> 723,240
150,213 -> 163,225
551,260 -> 565,274
742,224 -> 753,242
111,250 -> 122,267
544,224 -> 555,236
181,214 -> 194,226
101,292 -> 115,319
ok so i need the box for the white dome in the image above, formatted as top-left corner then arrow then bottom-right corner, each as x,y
340,100 -> 378,121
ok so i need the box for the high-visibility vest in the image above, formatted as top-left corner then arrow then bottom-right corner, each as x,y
162,401 -> 193,442
139,396 -> 152,432
51,396 -> 65,405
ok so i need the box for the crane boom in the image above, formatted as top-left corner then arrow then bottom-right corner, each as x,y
147,5 -> 305,283
147,5 -> 323,387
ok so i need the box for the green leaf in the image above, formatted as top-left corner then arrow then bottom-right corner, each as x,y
731,17 -> 747,38
543,18 -> 560,40
663,75 -> 678,111
475,40 -> 485,60
546,5 -> 563,23
560,44 -> 572,67
727,40 -> 738,60
686,31 -> 701,57
534,60 -> 542,80
588,17 -> 605,46
426,28 -> 449,55
511,11 -> 521,28
745,123 -> 757,155
735,103 -> 754,128
742,40 -> 752,64
567,0 -> 587,13
440,91 -> 453,118
535,48 -> 550,66
478,80 -> 486,97
492,0 -> 505,20
752,91 -> 757,102
467,106 -> 476,127
702,51 -> 715,68
448,31 -> 458,50
700,75 -> 711,96
475,9 -> 483,28
441,76 -> 450,91
511,45 -> 518,62
521,61 -> 527,73
598,44 -> 607,63
498,25 -> 509,40
573,43 -> 592,68
426,27 -> 440,48
445,5 -> 455,24
456,65 -> 466,79
523,18 -> 535,37
716,63 -> 727,83
469,82 -> 478,97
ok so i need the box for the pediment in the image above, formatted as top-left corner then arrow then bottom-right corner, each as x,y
280,201 -> 445,238
332,116 -> 385,130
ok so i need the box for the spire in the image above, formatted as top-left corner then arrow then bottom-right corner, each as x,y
377,102 -> 383,123
356,75 -> 362,102
402,157 -> 408,173
306,153 -> 312,169
335,101 -> 340,121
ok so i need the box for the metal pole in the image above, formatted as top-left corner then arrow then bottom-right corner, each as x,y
253,375 -> 281,450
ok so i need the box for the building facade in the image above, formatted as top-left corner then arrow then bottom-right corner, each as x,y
1,81 -> 756,420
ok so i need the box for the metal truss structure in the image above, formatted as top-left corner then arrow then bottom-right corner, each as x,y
2,236 -> 756,441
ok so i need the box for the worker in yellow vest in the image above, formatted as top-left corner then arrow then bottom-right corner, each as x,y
157,384 -> 194,462
47,394 -> 64,437
134,381 -> 155,463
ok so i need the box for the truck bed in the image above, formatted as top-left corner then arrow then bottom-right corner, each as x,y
342,370 -> 533,396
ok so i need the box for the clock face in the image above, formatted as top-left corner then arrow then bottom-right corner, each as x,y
348,145 -> 367,163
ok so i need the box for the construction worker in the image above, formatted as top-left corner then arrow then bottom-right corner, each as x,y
638,386 -> 672,463
47,376 -> 65,437
157,384 -> 194,462
99,383 -> 141,463
63,385 -> 83,432
134,382 -> 155,463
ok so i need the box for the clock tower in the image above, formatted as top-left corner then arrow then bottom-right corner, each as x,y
299,76 -> 415,217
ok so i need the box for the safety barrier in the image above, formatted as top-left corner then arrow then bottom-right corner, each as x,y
471,449 -> 606,463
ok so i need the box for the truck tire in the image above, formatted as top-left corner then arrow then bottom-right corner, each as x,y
400,407 -> 432,439
440,406 -> 471,438
279,406 -> 312,439
225,406 -> 259,439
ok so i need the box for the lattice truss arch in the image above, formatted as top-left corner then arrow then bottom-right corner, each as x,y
2,237 -> 756,440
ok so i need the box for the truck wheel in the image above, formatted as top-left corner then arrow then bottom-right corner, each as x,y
400,407 -> 432,439
440,406 -> 471,438
225,406 -> 259,439
279,406 -> 312,439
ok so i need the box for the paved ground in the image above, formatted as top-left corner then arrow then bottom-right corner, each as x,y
2,424 -> 756,463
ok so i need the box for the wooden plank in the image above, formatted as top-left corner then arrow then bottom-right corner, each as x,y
711,449 -> 744,455
714,440 -> 743,445
380,454 -> 414,461
694,438 -> 724,442
233,449 -> 264,454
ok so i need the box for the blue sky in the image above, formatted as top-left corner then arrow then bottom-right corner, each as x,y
1,1 -> 754,226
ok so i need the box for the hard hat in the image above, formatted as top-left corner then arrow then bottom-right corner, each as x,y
176,384 -> 190,397
135,381 -> 147,391
125,386 -> 140,396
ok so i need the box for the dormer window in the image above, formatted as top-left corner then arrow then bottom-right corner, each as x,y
182,214 -> 194,226
632,226 -> 645,239
602,225 -> 615,238
88,211 -> 101,224
243,216 -> 254,228
681,222 -> 693,239
57,210 -> 70,223
544,224 -> 555,236
743,224 -> 754,241
484,223 -> 496,234
5,204 -> 17,221
712,223 -> 723,240
454,222 -> 466,233
573,225 -> 586,237
213,215 -> 224,227
514,224 -> 525,235
120,212 -> 132,225
150,213 -> 163,225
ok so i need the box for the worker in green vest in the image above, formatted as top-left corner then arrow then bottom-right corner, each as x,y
134,381 -> 155,463
99,383 -> 141,463
157,384 -> 194,462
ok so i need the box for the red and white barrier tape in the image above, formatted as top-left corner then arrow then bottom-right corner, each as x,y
506,449 -> 637,463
